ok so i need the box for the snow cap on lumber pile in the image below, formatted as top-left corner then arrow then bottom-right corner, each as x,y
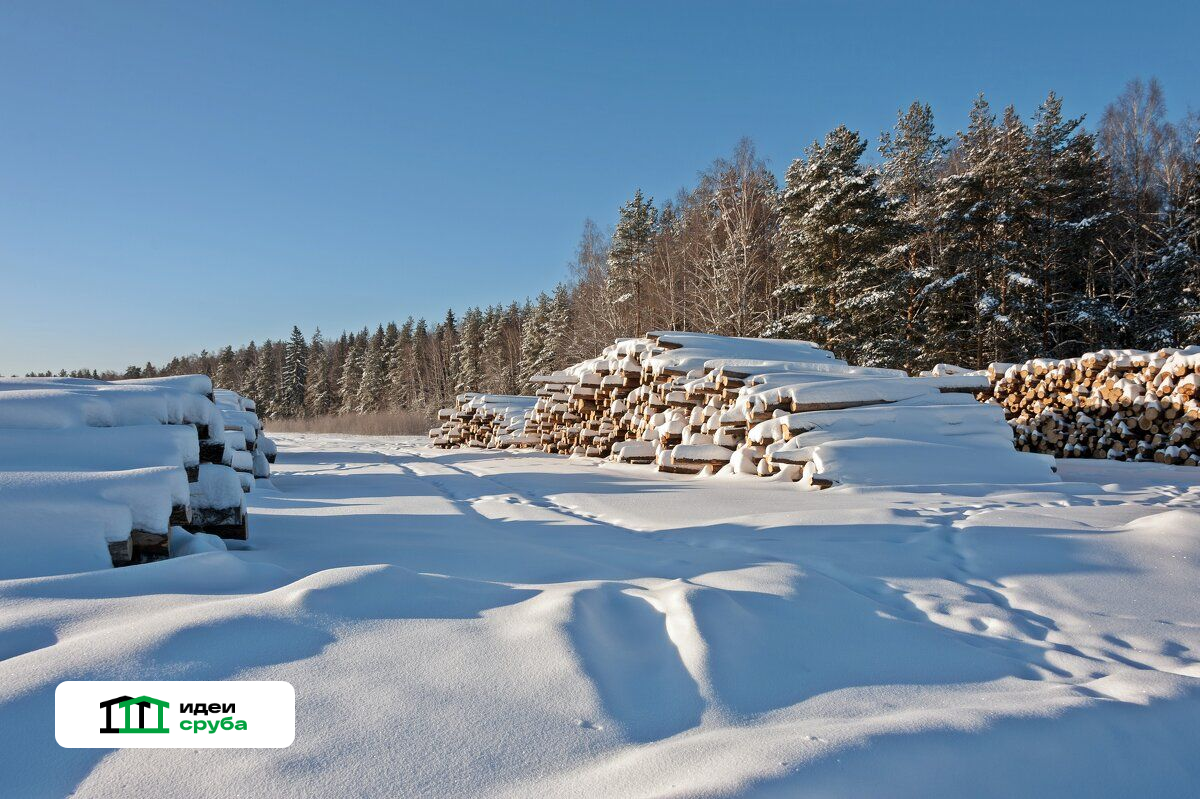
0,498 -> 134,579
213,388 -> 254,410
0,380 -> 222,432
643,332 -> 840,375
119,374 -> 214,397
0,466 -> 187,537
0,426 -> 200,472
798,437 -> 1057,489
190,463 -> 246,512
920,363 -> 980,377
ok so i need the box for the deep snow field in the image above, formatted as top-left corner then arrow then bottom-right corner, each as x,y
3,433 -> 1200,797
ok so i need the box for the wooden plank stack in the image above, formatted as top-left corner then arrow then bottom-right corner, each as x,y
434,332 -> 1055,489
989,346 -> 1200,465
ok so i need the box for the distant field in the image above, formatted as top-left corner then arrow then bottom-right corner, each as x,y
266,410 -> 432,436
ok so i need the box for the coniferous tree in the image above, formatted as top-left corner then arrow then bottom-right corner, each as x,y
388,319 -> 416,408
304,328 -> 333,416
454,308 -> 484,392
214,346 -> 237,390
545,283 -> 572,366
339,334 -> 365,413
1028,93 -> 1118,355
236,342 -> 257,396
774,125 -> 896,364
251,339 -> 278,417
519,293 -> 552,383
411,319 -> 430,409
1164,136 -> 1200,342
878,101 -> 949,370
282,325 -> 309,416
606,189 -> 657,336
921,97 -> 1008,367
356,331 -> 386,413
381,322 -> 400,394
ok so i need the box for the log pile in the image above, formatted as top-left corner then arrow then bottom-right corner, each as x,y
990,346 -> 1200,466
430,394 -> 538,449
0,376 -> 274,574
435,332 -> 1055,489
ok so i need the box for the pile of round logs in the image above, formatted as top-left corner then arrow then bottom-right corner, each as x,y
0,376 -> 274,571
989,346 -> 1200,465
433,332 -> 1054,489
430,394 -> 538,449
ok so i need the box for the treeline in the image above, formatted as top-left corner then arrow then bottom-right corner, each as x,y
35,78 -> 1200,421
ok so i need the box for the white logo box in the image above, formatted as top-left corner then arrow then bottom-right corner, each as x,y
56,680 -> 295,748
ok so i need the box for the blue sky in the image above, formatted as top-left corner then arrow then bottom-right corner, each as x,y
1,1 -> 1197,375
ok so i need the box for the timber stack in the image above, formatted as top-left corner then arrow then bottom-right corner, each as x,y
989,346 -> 1200,465
434,332 -> 1055,490
430,393 -> 538,449
0,376 -> 277,574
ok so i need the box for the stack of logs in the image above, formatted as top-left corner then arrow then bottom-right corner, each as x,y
990,347 -> 1200,465
430,394 -> 537,449
431,332 -> 1047,489
0,376 -> 274,569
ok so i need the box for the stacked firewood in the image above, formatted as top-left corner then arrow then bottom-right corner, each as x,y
0,376 -> 273,572
990,346 -> 1200,465
435,332 -> 1053,489
430,393 -> 538,449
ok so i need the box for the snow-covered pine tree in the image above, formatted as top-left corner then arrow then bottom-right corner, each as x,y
519,294 -> 550,385
545,283 -> 572,368
282,325 -> 309,416
454,308 -> 484,393
1178,136 -> 1200,341
773,125 -> 896,365
501,301 -> 525,394
235,342 -> 257,396
356,326 -> 387,413
606,189 -> 657,336
410,319 -> 431,410
1028,93 -> 1118,355
381,322 -> 400,394
251,339 -> 279,418
987,105 -> 1039,362
388,319 -> 415,408
304,328 -> 332,417
1160,136 -> 1200,343
439,310 -> 458,406
338,333 -> 365,414
929,96 -> 1038,367
878,101 -> 949,371
214,345 -> 237,390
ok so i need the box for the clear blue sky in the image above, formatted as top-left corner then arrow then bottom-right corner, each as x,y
2,1 -> 1197,375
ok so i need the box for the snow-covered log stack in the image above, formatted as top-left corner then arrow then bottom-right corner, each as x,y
436,332 -> 1056,490
430,393 -> 538,449
0,375 -> 272,579
990,346 -> 1200,465
214,388 -> 276,488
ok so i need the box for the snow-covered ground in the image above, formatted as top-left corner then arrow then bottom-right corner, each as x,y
4,434 -> 1200,797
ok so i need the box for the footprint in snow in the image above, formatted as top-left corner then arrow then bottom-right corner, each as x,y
574,719 -> 603,731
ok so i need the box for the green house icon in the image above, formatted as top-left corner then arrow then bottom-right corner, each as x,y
99,695 -> 170,734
